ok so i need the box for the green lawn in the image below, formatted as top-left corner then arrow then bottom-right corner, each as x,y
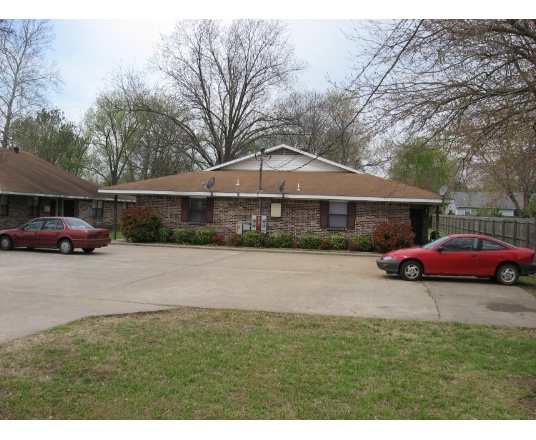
1,308 -> 534,420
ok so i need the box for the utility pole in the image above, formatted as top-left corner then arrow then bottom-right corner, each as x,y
255,147 -> 270,216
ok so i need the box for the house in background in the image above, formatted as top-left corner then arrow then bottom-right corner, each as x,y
99,145 -> 443,244
0,147 -> 134,230
446,192 -> 520,217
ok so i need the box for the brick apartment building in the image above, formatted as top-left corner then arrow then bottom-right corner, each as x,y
0,147 -> 133,230
100,145 -> 442,244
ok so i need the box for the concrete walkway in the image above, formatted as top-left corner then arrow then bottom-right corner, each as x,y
1,242 -> 535,344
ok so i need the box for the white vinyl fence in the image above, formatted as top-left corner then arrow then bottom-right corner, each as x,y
439,215 -> 536,251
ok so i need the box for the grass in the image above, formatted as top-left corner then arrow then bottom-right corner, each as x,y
1,308 -> 535,420
109,229 -> 124,240
519,274 -> 536,297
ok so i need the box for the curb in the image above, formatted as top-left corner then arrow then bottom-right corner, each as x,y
110,240 -> 382,258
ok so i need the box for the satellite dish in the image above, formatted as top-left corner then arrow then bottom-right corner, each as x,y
202,176 -> 216,194
278,180 -> 286,193
439,184 -> 448,196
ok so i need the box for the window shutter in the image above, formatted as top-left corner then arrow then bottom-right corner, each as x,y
320,201 -> 329,228
206,198 -> 214,223
181,197 -> 189,222
347,202 -> 356,229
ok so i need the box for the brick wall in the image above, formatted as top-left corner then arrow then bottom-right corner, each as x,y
136,195 -> 412,240
0,195 -> 126,230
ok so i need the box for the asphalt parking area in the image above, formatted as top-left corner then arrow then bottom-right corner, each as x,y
1,243 -> 535,344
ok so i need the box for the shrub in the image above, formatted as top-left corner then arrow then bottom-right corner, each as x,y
157,226 -> 173,243
354,235 -> 373,252
227,233 -> 243,247
329,234 -> 349,250
196,228 -> 216,245
243,230 -> 266,247
174,228 -> 196,245
299,233 -> 322,250
372,220 -> 415,253
320,239 -> 331,250
268,231 -> 292,248
212,235 -> 225,246
120,206 -> 163,243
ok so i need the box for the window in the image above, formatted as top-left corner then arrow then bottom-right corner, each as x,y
189,198 -> 207,223
481,239 -> 507,251
23,218 -> 46,231
43,218 -> 64,230
0,195 -> 7,216
442,237 -> 477,252
181,197 -> 214,223
320,201 -> 356,229
27,197 -> 39,216
92,199 -> 103,218
329,202 -> 348,228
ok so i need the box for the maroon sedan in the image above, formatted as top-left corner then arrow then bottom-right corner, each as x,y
0,217 -> 111,254
376,234 -> 536,286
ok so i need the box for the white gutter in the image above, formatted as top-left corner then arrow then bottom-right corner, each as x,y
98,189 -> 443,205
0,190 -> 131,201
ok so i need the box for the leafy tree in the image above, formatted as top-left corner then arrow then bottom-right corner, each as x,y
0,20 -> 61,149
84,91 -> 143,185
10,109 -> 88,175
389,139 -> 452,193
148,19 -> 306,168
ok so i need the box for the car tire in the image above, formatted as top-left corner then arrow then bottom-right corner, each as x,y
82,248 -> 95,253
0,235 -> 13,251
59,239 -> 74,255
495,263 -> 519,286
400,260 -> 423,281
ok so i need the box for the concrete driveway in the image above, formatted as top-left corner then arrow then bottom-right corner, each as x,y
1,242 -> 536,344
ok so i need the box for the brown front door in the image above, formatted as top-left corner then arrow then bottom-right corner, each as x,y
64,200 -> 76,217
410,208 -> 423,244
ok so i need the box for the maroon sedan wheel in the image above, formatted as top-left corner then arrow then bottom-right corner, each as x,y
0,235 -> 13,251
59,239 -> 74,255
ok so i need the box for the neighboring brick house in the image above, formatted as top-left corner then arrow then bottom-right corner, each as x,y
0,147 -> 133,230
99,145 -> 443,244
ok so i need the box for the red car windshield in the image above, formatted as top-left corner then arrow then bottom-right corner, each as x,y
422,235 -> 451,249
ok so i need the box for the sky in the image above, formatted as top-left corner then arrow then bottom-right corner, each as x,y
48,18 -> 358,124
5,1 -> 530,126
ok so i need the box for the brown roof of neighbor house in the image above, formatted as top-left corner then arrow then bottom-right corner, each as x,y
0,147 -> 126,201
100,169 -> 443,204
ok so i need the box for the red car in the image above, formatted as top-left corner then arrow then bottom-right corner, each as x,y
376,234 -> 536,285
0,217 -> 111,255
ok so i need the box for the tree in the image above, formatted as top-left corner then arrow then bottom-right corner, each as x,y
0,20 -> 61,149
95,68 -> 195,182
471,126 -> 536,214
347,20 -> 536,156
84,91 -> 144,185
263,89 -> 371,170
389,139 -> 452,193
10,109 -> 89,175
149,19 -> 305,168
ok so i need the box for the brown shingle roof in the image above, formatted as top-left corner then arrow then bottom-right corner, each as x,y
0,148 -> 116,200
100,169 -> 442,203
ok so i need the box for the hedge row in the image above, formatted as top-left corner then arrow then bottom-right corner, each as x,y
166,229 -> 375,252
120,206 -> 415,253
